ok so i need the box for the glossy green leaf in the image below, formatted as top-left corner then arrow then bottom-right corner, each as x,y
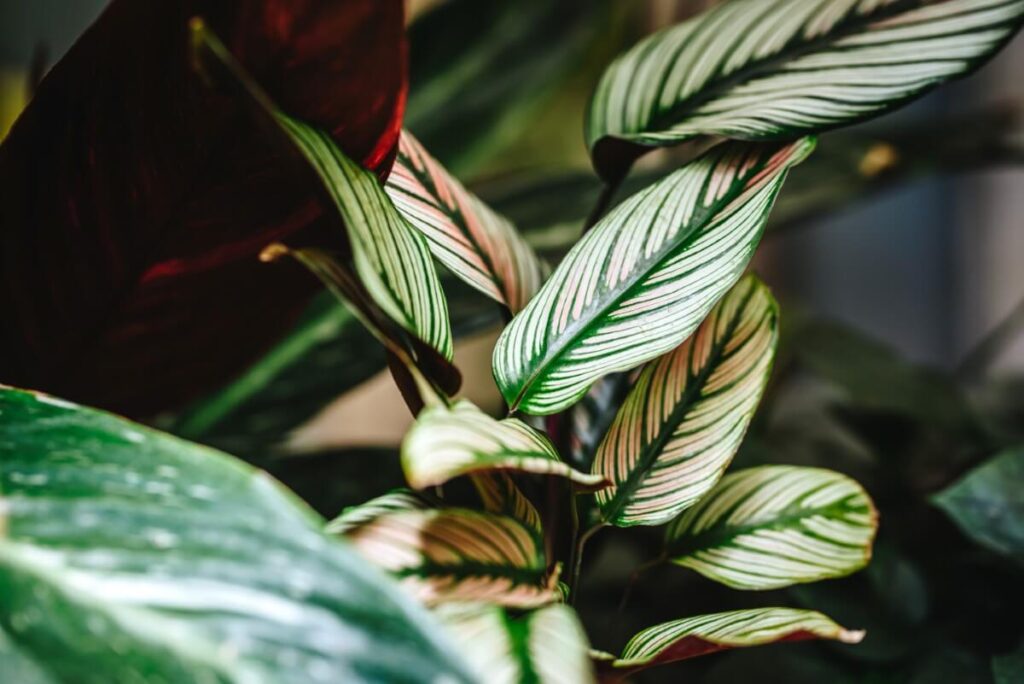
386,131 -> 545,313
593,275 -> 778,527
0,387 -> 472,683
586,0 -> 1024,180
436,603 -> 595,684
665,465 -> 877,590
933,447 -> 1024,561
401,399 -> 608,490
493,138 -> 813,415
326,489 -> 434,535
344,508 -> 558,607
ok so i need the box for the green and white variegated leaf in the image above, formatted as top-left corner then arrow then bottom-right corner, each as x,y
386,130 -> 546,313
345,508 -> 558,607
493,139 -> 813,415
436,603 -> 596,684
277,114 -> 453,362
593,275 -> 778,527
585,0 -> 1024,179
664,465 -> 878,590
608,607 -> 863,675
402,399 -> 609,490
326,489 -> 434,535
472,472 -> 543,532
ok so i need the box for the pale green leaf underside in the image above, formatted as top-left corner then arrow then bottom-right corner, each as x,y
345,507 -> 557,608
665,465 -> 878,590
436,603 -> 595,684
386,130 -> 546,313
493,139 -> 813,416
594,275 -> 778,527
586,0 -> 1024,178
401,400 -> 608,490
0,388 -> 471,683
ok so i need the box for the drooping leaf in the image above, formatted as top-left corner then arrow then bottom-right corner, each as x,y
605,607 -> 864,677
401,399 -> 608,490
493,138 -> 814,415
0,1 -> 407,416
664,465 -> 877,590
933,447 -> 1024,561
436,603 -> 596,684
344,508 -> 558,607
386,130 -> 545,313
326,489 -> 435,535
585,0 -> 1024,180
593,275 -> 778,527
0,387 -> 472,682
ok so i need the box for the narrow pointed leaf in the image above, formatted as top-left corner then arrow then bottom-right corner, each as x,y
594,275 -> 778,527
0,387 -> 472,682
345,508 -> 558,607
472,472 -> 543,533
436,603 -> 596,684
493,139 -> 813,415
326,489 -> 434,535
586,0 -> 1024,179
386,131 -> 546,312
402,399 -> 609,490
608,607 -> 864,675
665,466 -> 878,590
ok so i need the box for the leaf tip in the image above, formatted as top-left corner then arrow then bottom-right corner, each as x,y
838,628 -> 866,644
259,243 -> 291,263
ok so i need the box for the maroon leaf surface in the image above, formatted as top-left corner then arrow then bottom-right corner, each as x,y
0,0 -> 406,417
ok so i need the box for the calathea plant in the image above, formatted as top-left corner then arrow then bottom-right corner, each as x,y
1,0 -> 1022,681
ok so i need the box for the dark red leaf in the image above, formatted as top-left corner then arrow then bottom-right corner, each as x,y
0,0 -> 406,417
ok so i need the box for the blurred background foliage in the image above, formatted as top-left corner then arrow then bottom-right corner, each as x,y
3,0 -> 1023,681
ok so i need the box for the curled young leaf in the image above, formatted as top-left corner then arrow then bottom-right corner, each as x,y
493,138 -> 813,415
593,275 -> 778,527
586,0 -> 1024,180
665,465 -> 878,590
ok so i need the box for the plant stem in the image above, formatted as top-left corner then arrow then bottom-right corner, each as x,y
957,291 -> 1024,380
582,166 -> 629,234
568,523 -> 604,605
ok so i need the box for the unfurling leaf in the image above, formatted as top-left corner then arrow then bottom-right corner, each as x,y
344,508 -> 558,607
436,603 -> 596,684
586,0 -> 1024,180
665,465 -> 877,590
386,130 -> 546,313
493,139 -> 813,415
401,399 -> 608,490
605,607 -> 863,677
593,275 -> 778,527
0,387 -> 472,682
326,489 -> 434,535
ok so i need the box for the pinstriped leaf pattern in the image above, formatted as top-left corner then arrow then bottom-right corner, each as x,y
492,138 -> 814,416
385,131 -> 546,313
609,607 -> 863,673
345,508 -> 559,607
436,603 -> 596,684
664,466 -> 878,590
586,0 -> 1024,179
401,399 -> 610,490
593,275 -> 778,527
325,490 -> 434,535
471,472 -> 543,532
277,114 -> 453,361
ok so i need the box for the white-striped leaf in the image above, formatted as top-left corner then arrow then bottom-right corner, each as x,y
472,472 -> 543,533
386,130 -> 546,313
664,465 -> 878,590
325,489 -> 434,535
586,0 -> 1024,179
277,114 -> 454,362
436,603 -> 596,684
402,399 -> 609,490
345,508 -> 558,607
492,138 -> 813,416
593,275 -> 778,527
606,607 -> 863,675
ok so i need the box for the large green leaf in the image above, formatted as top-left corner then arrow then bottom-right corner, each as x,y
0,387 -> 472,683
436,603 -> 595,684
585,0 -> 1024,180
386,131 -> 545,313
933,447 -> 1024,561
343,508 -> 558,608
593,275 -> 778,527
401,400 -> 608,490
493,138 -> 813,415
664,465 -> 877,590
